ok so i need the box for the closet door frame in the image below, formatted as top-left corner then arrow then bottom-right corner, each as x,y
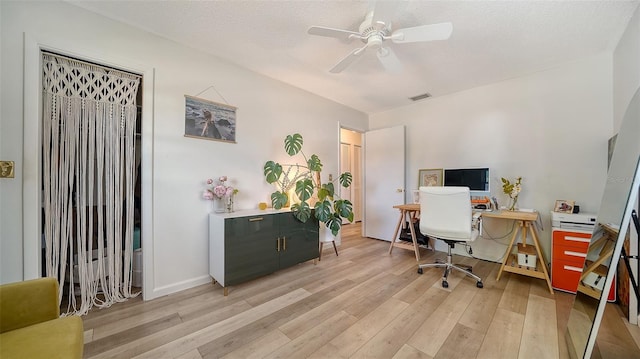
23,34 -> 156,299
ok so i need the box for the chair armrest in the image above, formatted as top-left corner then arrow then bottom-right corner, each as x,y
0,277 -> 60,333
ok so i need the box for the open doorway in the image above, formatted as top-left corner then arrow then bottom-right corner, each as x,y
340,128 -> 363,223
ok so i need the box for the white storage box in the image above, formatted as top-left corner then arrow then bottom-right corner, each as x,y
66,250 -> 105,283
132,249 -> 142,287
582,264 -> 608,291
517,243 -> 537,268
68,258 -> 104,283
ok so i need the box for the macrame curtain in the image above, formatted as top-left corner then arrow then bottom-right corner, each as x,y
42,52 -> 141,315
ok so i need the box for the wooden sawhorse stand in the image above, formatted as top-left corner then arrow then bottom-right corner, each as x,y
487,210 -> 554,294
388,203 -> 426,261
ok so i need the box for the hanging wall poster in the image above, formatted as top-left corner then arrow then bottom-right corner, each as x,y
184,95 -> 237,143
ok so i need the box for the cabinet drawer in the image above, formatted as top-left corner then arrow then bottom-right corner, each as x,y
552,230 -> 591,251
552,245 -> 587,263
552,259 -> 584,293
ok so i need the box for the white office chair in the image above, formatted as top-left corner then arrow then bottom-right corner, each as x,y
417,186 -> 484,288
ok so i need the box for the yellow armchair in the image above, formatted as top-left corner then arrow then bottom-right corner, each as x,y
0,277 -> 83,358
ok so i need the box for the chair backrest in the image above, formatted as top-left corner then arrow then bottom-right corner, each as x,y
419,186 -> 474,241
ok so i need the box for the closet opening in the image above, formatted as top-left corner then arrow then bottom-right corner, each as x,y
40,51 -> 143,314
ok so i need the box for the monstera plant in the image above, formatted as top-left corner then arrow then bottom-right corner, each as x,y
264,133 -> 354,236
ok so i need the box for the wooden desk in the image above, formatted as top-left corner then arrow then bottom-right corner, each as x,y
489,210 -> 554,294
387,206 -> 553,295
388,203 -> 424,261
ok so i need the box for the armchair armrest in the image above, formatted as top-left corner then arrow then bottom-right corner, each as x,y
0,277 -> 60,333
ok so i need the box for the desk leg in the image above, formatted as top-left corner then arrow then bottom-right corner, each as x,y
407,215 -> 421,261
528,223 -> 553,294
388,210 -> 405,255
497,220 -> 522,281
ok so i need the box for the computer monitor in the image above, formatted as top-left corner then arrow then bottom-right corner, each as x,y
443,168 -> 490,197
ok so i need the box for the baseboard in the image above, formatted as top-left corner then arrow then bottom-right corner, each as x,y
147,275 -> 212,300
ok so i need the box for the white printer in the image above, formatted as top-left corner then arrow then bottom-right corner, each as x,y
551,212 -> 597,232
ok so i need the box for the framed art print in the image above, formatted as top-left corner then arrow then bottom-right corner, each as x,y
184,95 -> 237,143
554,200 -> 575,213
418,168 -> 443,187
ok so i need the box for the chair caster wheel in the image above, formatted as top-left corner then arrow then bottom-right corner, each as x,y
442,280 -> 449,288
477,281 -> 483,288
417,268 -> 423,274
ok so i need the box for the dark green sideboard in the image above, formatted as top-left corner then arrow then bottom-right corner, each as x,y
209,209 -> 319,295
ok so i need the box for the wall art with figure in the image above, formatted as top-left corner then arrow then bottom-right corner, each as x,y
184,95 -> 236,143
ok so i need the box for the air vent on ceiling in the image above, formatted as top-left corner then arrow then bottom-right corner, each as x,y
409,93 -> 431,101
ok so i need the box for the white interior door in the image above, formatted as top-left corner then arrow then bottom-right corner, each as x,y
364,126 -> 405,241
353,144 -> 363,222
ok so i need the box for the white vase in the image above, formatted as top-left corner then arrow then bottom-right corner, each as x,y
213,198 -> 225,213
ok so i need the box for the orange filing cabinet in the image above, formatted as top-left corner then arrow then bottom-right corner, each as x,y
552,229 -> 591,292
551,212 -> 615,301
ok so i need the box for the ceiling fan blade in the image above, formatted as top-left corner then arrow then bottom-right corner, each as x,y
308,26 -> 361,41
376,47 -> 402,73
330,46 -> 367,73
391,22 -> 453,44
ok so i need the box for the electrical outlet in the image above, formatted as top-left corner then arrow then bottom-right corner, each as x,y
0,161 -> 15,178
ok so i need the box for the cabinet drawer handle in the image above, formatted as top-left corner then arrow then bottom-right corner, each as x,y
564,250 -> 587,258
283,236 -> 286,251
276,237 -> 281,252
564,265 -> 584,273
249,217 -> 264,222
565,236 -> 590,243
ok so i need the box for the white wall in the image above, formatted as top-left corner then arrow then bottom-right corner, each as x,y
613,5 -> 640,132
369,54 -> 613,261
0,1 -> 368,298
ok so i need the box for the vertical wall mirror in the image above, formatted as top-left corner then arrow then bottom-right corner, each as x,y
565,87 -> 640,358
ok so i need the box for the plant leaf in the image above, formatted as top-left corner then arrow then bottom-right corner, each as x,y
263,161 -> 283,183
295,178 -> 314,201
307,154 -> 322,172
270,191 -> 288,209
339,172 -> 352,187
334,199 -> 353,219
325,214 -> 342,236
314,200 -> 332,222
292,202 -> 311,222
284,133 -> 303,156
317,187 -> 329,201
322,182 -> 335,198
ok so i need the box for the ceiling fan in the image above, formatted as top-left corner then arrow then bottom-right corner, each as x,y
308,9 -> 452,73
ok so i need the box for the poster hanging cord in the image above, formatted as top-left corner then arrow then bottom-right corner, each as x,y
193,85 -> 230,105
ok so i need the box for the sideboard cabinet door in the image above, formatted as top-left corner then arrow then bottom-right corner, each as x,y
278,213 -> 319,268
224,215 -> 279,286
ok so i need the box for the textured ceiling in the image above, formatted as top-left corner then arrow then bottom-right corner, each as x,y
69,0 -> 639,114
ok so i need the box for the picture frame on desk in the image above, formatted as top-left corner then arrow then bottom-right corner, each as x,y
418,168 -> 443,187
554,200 -> 575,213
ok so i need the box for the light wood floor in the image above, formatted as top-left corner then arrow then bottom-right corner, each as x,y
82,224 -> 640,358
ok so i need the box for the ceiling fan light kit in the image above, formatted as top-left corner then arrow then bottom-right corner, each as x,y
308,9 -> 452,73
